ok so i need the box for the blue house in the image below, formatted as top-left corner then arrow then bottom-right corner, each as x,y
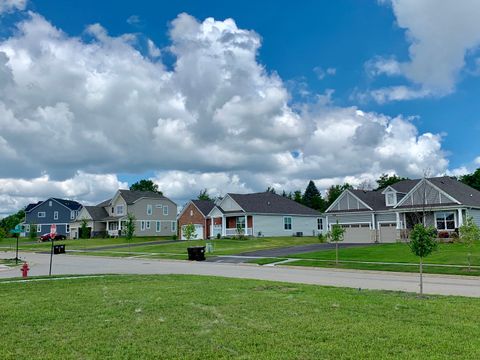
24,198 -> 82,237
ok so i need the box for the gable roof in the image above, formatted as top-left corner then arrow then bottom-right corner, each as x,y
96,199 -> 111,207
83,206 -> 109,221
25,202 -> 41,212
227,192 -> 321,216
52,198 -> 82,211
389,179 -> 420,193
191,200 -> 216,216
118,189 -> 170,205
428,176 -> 480,207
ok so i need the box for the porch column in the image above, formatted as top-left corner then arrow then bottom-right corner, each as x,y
325,215 -> 329,231
245,214 -> 248,235
222,215 -> 225,237
371,213 -> 376,230
396,212 -> 401,229
458,208 -> 463,227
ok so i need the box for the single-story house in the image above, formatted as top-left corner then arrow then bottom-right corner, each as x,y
178,192 -> 322,239
70,189 -> 177,238
177,200 -> 216,240
324,176 -> 480,243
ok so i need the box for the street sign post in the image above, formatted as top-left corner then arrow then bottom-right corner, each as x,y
10,224 -> 22,265
49,224 -> 57,276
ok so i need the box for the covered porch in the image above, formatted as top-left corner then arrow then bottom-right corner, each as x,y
210,214 -> 253,237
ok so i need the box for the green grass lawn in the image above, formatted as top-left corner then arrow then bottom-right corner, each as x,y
289,242 -> 480,266
1,275 -> 480,359
249,242 -> 480,276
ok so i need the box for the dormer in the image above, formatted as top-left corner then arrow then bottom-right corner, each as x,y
381,186 -> 398,207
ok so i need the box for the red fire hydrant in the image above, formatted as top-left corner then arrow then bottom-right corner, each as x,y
21,262 -> 30,278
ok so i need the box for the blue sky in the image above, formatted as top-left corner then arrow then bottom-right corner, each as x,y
1,0 -> 480,214
32,0 -> 480,168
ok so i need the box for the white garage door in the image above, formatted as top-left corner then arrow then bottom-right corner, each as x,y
341,224 -> 372,243
181,224 -> 204,240
379,223 -> 397,243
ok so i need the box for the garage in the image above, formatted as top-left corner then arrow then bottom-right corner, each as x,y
378,222 -> 398,243
340,223 -> 372,243
181,224 -> 204,240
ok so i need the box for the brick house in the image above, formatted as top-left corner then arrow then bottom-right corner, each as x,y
177,200 -> 215,240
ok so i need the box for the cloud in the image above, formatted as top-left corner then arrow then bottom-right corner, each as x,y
147,38 -> 160,58
126,15 -> 141,25
0,11 -> 452,215
0,0 -> 26,14
313,66 -> 336,80
0,172 -> 127,216
366,0 -> 480,102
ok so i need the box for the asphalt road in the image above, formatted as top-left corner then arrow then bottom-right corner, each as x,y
2,251 -> 480,297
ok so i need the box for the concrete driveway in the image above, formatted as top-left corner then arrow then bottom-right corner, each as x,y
1,251 -> 480,297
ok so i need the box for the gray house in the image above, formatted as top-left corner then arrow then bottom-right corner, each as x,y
24,198 -> 82,237
70,189 -> 177,238
325,176 -> 480,243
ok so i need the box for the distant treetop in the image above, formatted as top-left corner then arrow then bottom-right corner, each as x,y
129,179 -> 162,194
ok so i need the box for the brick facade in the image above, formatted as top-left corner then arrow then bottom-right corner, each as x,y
178,202 -> 208,239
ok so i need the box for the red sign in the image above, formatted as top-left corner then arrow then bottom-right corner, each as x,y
50,224 -> 57,237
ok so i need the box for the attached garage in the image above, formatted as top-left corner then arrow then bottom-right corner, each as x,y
378,222 -> 398,243
181,224 -> 204,240
340,223 -> 373,243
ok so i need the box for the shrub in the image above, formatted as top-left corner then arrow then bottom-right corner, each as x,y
216,233 -> 221,240
437,231 -> 450,239
172,234 -> 177,241
317,233 -> 326,243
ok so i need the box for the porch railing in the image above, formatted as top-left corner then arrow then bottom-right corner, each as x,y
225,228 -> 252,236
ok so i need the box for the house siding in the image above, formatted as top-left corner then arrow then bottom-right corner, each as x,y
130,198 -> 177,236
253,215 -> 319,237
219,196 -> 243,212
467,209 -> 480,227
376,213 -> 396,222
178,202 -> 208,239
327,213 -> 372,225
25,199 -> 79,236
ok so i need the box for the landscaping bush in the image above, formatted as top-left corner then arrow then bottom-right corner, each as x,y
216,233 -> 221,239
172,234 -> 177,241
317,233 -> 326,243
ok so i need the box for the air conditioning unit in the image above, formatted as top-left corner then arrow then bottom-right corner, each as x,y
295,232 -> 303,237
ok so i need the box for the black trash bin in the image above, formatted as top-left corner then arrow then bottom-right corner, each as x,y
53,244 -> 66,254
187,246 -> 206,261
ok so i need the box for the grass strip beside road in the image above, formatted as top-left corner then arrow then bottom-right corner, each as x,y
2,274 -> 480,359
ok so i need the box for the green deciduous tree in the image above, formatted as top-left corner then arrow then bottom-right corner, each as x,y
375,173 -> 409,190
460,168 -> 480,192
130,179 -> 162,194
459,216 -> 480,271
183,223 -> 197,241
293,190 -> 303,204
124,213 -> 136,250
408,224 -> 438,295
197,189 -> 213,201
0,209 -> 25,238
326,184 -> 352,208
328,221 -> 345,265
29,223 -> 37,241
80,218 -> 89,239
266,186 -> 276,194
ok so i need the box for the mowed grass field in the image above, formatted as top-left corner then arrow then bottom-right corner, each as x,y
251,242 -> 480,276
1,275 -> 480,359
0,236 -> 320,258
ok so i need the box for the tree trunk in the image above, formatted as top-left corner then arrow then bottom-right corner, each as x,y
419,257 -> 423,296
335,242 -> 339,266
468,252 -> 471,272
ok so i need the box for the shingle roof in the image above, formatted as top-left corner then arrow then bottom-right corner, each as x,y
84,206 -> 109,221
389,179 -> 420,193
25,202 -> 41,212
53,198 -> 82,210
96,199 -> 111,207
192,200 -> 216,216
228,192 -> 321,216
118,189 -> 168,204
429,176 -> 480,207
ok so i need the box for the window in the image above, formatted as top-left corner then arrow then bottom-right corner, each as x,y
66,224 -> 70,233
37,224 -> 42,233
70,211 -> 75,220
140,221 -> 145,231
54,211 -> 59,220
48,201 -> 52,207
190,210 -> 193,216
25,224 -> 30,232
284,217 -> 292,230
156,221 -> 161,232
116,205 -> 124,215
163,205 -> 168,216
386,192 -> 396,206
147,204 -> 153,215
317,218 -> 323,231
155,204 -> 163,208
38,212 -> 46,218
146,221 -> 151,230
172,221 -> 176,232
237,217 -> 245,229
435,212 -> 455,230
111,207 -> 114,214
